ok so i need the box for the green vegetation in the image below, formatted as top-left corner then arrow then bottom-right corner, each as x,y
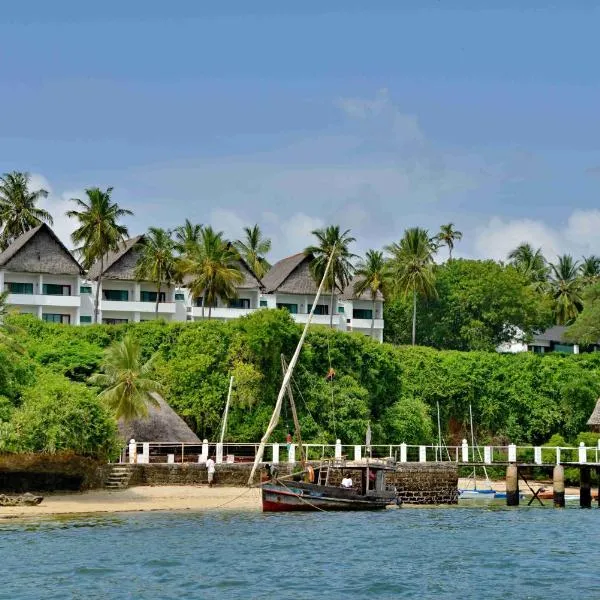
0,310 -> 598,458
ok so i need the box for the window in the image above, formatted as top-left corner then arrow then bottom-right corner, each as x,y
140,291 -> 166,303
43,283 -> 71,296
80,286 -> 92,294
553,344 -> 574,354
42,313 -> 70,324
353,309 -> 373,320
308,304 -> 328,315
260,300 -> 268,308
277,303 -> 298,314
338,306 -> 345,314
195,297 -> 216,308
229,298 -> 250,309
80,315 -> 92,324
175,293 -> 185,301
102,318 -> 128,325
103,289 -> 129,301
5,282 -> 33,294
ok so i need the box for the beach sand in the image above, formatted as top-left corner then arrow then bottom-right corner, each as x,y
0,486 -> 262,519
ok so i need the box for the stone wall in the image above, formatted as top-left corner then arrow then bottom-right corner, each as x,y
123,462 -> 458,504
389,463 -> 458,505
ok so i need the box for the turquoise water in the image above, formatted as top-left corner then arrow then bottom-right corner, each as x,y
1,507 -> 599,599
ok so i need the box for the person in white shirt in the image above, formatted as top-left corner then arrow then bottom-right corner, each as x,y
340,474 -> 353,489
206,455 -> 216,487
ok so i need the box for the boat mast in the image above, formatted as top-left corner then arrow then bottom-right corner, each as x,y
247,246 -> 337,485
281,355 -> 305,468
436,402 -> 443,462
220,376 -> 234,445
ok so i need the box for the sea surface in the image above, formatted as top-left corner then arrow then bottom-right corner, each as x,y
1,505 -> 599,599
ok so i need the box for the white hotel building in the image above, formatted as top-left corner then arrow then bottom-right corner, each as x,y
1,227 -> 384,342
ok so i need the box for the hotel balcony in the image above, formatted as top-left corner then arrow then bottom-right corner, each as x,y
349,318 -> 384,330
7,293 -> 81,308
189,306 -> 257,319
101,300 -> 176,314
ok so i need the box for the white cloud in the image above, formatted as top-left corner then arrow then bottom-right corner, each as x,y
473,210 -> 600,262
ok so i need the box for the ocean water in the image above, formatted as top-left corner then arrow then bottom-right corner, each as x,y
1,506 -> 599,599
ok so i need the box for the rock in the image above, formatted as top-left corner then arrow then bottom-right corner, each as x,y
0,493 -> 43,506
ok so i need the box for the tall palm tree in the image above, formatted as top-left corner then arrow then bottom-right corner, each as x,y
173,219 -> 203,255
353,250 -> 386,336
134,227 -> 176,317
549,254 -> 583,325
234,224 -> 272,279
385,227 -> 437,345
508,243 -> 548,291
67,187 -> 133,324
580,255 -> 600,285
305,225 -> 356,328
89,336 -> 162,421
177,226 -> 244,318
437,223 -> 463,260
0,171 -> 53,250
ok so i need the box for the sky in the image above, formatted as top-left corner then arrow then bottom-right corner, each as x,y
2,1 -> 600,262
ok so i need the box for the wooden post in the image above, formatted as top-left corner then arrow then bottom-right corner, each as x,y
506,464 -> 519,506
553,465 -> 565,508
580,466 -> 591,508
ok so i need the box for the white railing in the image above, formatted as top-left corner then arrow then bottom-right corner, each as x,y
120,439 -> 600,466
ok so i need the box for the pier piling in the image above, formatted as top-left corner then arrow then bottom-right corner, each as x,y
580,466 -> 591,509
506,464 -> 519,506
553,465 -> 565,508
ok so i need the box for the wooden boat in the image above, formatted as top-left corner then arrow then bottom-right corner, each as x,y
262,463 -> 397,512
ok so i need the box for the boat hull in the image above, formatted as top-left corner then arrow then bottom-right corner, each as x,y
262,482 -> 394,512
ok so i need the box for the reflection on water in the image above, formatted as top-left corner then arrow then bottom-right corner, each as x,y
0,507 -> 599,599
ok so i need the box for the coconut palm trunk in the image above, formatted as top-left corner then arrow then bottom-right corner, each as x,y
412,288 -> 417,346
329,271 -> 335,328
94,257 -> 103,324
155,283 -> 161,317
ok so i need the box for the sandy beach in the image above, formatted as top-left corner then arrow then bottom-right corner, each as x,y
0,486 -> 262,519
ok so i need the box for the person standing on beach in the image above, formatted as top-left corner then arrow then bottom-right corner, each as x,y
206,455 -> 216,487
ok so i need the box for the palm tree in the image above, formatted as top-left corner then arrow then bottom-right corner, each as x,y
385,227 -> 437,345
437,223 -> 463,260
173,219 -> 203,255
67,187 -> 133,324
580,255 -> 600,285
234,224 -> 272,279
353,250 -> 386,336
549,254 -> 583,325
89,336 -> 162,421
134,227 -> 176,317
508,243 -> 548,291
177,226 -> 244,318
305,225 -> 356,328
0,171 -> 53,249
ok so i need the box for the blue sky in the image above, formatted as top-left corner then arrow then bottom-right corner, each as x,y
2,1 -> 600,261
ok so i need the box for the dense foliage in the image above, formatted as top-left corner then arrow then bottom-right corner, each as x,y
1,310 -> 598,456
385,259 -> 553,350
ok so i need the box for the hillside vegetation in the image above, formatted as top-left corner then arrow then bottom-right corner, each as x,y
1,310 -> 599,458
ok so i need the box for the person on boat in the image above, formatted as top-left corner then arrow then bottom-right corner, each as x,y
285,431 -> 292,454
206,455 -> 216,487
341,474 -> 353,488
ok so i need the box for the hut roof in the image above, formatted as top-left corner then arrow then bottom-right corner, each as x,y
88,235 -> 144,281
236,257 -> 263,290
0,223 -> 84,275
339,275 -> 385,301
262,253 -> 318,294
587,397 -> 600,430
118,393 -> 201,443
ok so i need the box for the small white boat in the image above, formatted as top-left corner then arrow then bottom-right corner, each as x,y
458,488 -> 497,500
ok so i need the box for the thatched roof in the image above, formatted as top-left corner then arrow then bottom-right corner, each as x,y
88,236 -> 144,281
0,223 -> 84,276
236,257 -> 263,290
262,253 -> 319,294
339,275 -> 384,301
587,397 -> 600,431
118,393 -> 201,443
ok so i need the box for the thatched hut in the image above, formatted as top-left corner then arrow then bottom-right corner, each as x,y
587,398 -> 600,433
118,393 -> 201,443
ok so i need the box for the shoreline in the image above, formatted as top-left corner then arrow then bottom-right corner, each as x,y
0,486 -> 262,520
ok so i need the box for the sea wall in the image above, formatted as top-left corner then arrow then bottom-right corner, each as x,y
125,462 -> 459,504
0,454 -> 110,493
